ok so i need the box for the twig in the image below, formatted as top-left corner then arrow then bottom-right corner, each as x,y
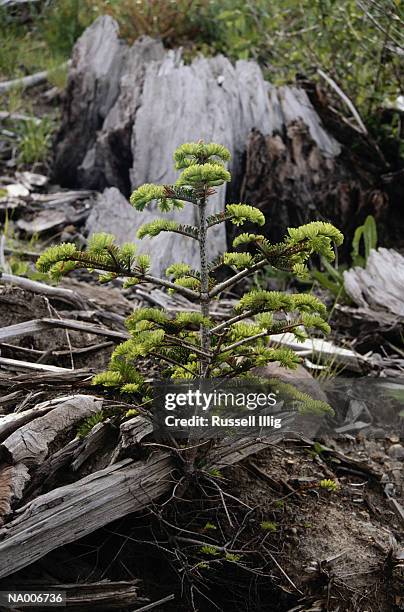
0,63 -> 69,94
317,68 -> 368,135
0,111 -> 42,125
210,259 -> 267,298
266,550 -> 303,595
132,594 -> 175,612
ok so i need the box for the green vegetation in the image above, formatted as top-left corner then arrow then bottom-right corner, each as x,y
312,214 -> 378,301
37,141 -> 341,418
17,117 -> 54,165
1,1 -> 402,137
260,521 -> 277,532
319,478 -> 339,492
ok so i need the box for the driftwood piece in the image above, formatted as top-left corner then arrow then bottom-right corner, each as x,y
0,395 -> 103,466
17,210 -> 68,234
0,69 -> 49,93
41,317 -> 129,340
0,111 -> 42,125
23,438 -> 81,500
109,415 -> 154,464
0,314 -> 129,346
54,16 -> 339,274
0,369 -> 93,393
343,248 -> 404,319
0,453 -> 174,577
48,580 -> 145,610
270,331 -> 374,372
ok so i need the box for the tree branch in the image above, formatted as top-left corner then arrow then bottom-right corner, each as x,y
210,310 -> 255,335
209,260 -> 267,298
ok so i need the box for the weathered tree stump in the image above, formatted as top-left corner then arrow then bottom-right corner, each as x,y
53,16 -> 341,274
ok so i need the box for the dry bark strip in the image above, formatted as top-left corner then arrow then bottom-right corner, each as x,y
0,463 -> 30,526
0,317 -> 129,345
0,395 -> 103,466
0,357 -> 72,373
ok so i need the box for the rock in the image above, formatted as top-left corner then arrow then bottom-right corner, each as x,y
254,362 -> 330,438
54,16 -> 341,275
254,362 -> 329,403
5,184 -> 29,197
388,444 -> 404,461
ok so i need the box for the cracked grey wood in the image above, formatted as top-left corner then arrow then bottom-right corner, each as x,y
0,431 -> 289,577
344,248 -> 404,319
0,395 -> 103,466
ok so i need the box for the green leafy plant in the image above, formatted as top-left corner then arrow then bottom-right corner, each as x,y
77,411 -> 105,438
312,214 -> 378,302
260,521 -> 277,532
351,214 -> 378,268
200,545 -> 220,556
319,478 -> 339,492
36,141 -> 342,409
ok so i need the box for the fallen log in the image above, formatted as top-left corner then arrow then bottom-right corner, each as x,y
2,579 -> 146,610
0,401 -> 54,440
0,428 -> 292,578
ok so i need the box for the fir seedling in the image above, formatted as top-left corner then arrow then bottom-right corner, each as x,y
36,141 -> 343,406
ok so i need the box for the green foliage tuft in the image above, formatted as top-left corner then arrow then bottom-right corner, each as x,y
36,243 -> 78,273
137,219 -> 180,239
174,142 -> 231,169
233,233 -> 265,248
319,478 -> 339,492
166,263 -> 191,279
226,204 -> 265,227
129,184 -> 166,210
223,252 -> 255,270
260,521 -> 277,532
176,163 -> 231,188
77,411 -> 105,438
235,290 -> 294,314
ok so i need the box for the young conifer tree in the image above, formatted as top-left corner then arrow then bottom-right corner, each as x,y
37,141 -> 343,411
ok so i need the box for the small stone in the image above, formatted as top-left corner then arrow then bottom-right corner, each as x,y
388,444 -> 404,461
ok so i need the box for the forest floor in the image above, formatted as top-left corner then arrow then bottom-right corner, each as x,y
0,73 -> 403,612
